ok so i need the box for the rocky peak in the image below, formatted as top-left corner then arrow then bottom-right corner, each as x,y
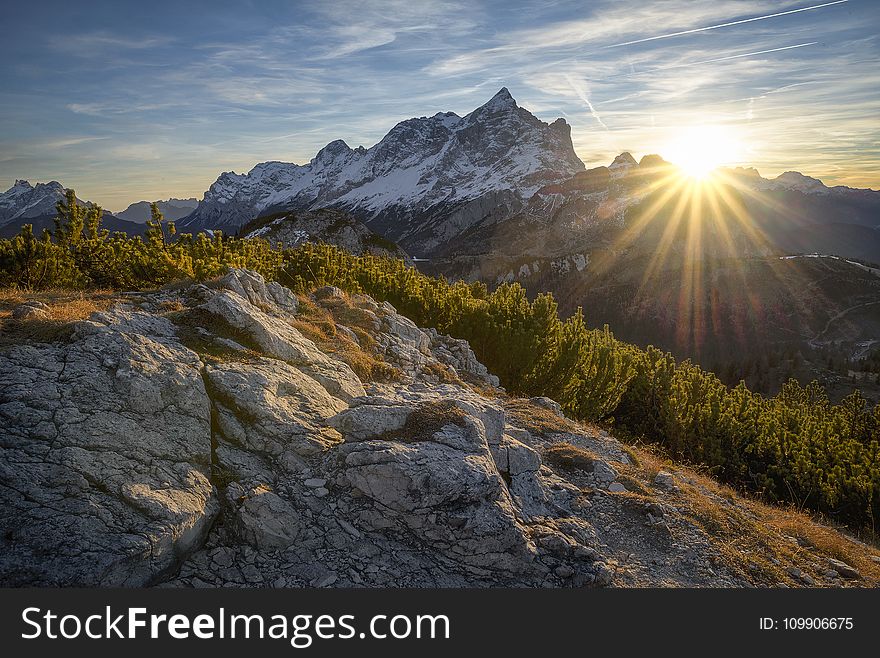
609,152 -> 638,179
0,179 -> 69,225
476,86 -> 518,113
312,139 -> 355,167
773,171 -> 827,192
610,152 -> 638,168
638,154 -> 671,170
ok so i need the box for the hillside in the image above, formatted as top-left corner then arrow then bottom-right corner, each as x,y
2,270 -> 878,587
238,208 -> 409,260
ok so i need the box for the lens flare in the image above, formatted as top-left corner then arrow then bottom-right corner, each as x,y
662,125 -> 742,179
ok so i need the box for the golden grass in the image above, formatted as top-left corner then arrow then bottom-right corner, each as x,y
503,398 -> 579,436
0,288 -> 115,345
295,292 -> 402,382
544,443 -> 598,473
616,440 -> 880,587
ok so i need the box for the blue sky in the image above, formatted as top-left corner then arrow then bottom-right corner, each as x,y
1,0 -> 878,209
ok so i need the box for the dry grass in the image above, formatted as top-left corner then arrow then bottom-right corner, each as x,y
617,440 -> 880,586
295,292 -> 401,383
379,400 -> 469,443
503,398 -> 578,437
170,307 -> 264,363
422,361 -> 464,385
544,443 -> 598,473
0,288 -> 115,345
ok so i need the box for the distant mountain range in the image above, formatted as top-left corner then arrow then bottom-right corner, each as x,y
115,198 -> 199,223
171,88 -> 879,264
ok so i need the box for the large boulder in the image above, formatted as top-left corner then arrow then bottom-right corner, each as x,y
206,358 -> 345,460
0,312 -> 217,586
330,387 -> 540,574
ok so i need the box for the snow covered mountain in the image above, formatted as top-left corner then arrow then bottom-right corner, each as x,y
0,180 -> 68,226
0,179 -> 144,238
116,198 -> 199,223
180,88 -> 584,254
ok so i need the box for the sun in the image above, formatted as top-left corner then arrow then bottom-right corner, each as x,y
662,125 -> 742,180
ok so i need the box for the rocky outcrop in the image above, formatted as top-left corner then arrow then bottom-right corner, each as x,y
3,269 -> 875,588
240,208 -> 410,261
0,310 -> 217,586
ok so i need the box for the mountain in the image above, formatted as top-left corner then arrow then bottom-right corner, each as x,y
239,208 -> 409,260
0,180 -> 68,225
116,197 -> 199,223
0,179 -> 145,238
180,88 -> 584,254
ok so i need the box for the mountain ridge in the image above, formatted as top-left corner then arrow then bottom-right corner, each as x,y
178,88 -> 585,252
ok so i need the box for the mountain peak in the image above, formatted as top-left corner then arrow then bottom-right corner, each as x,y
639,154 -> 670,170
610,152 -> 638,168
313,139 -> 354,166
480,87 -> 517,112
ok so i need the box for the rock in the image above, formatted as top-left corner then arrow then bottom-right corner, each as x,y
200,290 -> 364,402
786,566 -> 816,586
554,565 -> 574,578
4,269 -> 869,591
383,312 -> 430,353
427,329 -> 500,387
310,572 -> 338,588
529,397 -> 563,417
653,471 -> 677,491
313,286 -> 345,300
207,358 -> 345,458
592,460 -> 619,486
335,324 -> 360,344
217,268 -> 298,314
234,485 -> 301,550
592,562 -> 614,586
327,402 -> 415,441
827,558 -> 860,579
0,313 -> 217,586
11,301 -> 50,320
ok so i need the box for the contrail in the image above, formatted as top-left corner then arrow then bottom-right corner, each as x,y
603,0 -> 848,49
655,42 -> 819,70
565,74 -> 608,130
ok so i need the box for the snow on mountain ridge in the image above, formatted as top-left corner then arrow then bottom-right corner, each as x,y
180,88 -> 585,239
0,180 -> 68,225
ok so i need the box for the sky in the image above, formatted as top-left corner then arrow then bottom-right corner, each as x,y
1,0 -> 878,210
